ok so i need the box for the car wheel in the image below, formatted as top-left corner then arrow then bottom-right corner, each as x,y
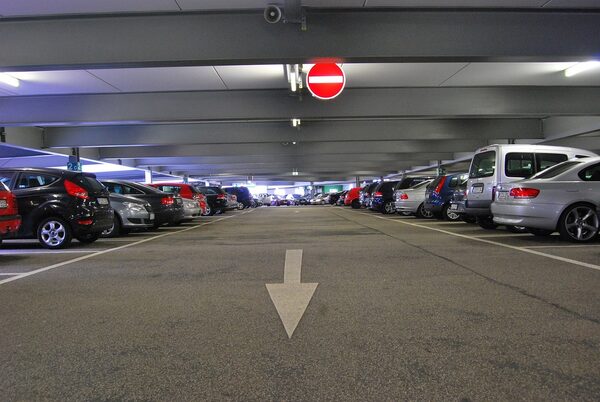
351,200 -> 360,209
76,233 -> 100,244
477,216 -> 498,230
202,204 -> 212,216
443,204 -> 461,221
415,203 -> 434,219
527,228 -> 554,236
237,204 -> 244,210
101,213 -> 121,238
558,204 -> 599,243
37,217 -> 72,249
383,201 -> 395,214
506,225 -> 528,233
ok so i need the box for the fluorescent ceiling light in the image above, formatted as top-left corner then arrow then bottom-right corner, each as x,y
564,61 -> 600,77
291,118 -> 301,127
0,73 -> 20,88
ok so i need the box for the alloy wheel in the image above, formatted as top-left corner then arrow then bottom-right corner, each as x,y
40,220 -> 67,247
563,206 -> 599,242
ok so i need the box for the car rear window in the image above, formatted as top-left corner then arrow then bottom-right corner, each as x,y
74,175 -> 106,192
410,180 -> 431,190
155,185 -> 181,195
470,151 -> 496,179
533,160 -> 582,179
578,163 -> 600,181
197,186 -> 220,195
16,173 -> 61,189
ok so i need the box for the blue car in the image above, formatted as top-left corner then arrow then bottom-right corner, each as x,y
424,173 -> 469,221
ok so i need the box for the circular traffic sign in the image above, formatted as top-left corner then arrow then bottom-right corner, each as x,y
306,63 -> 346,100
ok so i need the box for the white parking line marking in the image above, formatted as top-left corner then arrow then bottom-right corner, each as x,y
0,209 -> 254,287
472,233 -> 532,238
0,249 -> 106,255
0,273 -> 22,276
524,244 -> 600,249
355,212 -> 600,272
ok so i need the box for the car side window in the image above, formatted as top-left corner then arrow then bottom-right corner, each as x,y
122,185 -> 144,195
16,173 -> 59,189
578,163 -> 600,181
448,177 -> 459,188
104,183 -> 123,194
536,153 -> 568,172
0,172 -> 15,189
505,153 -> 534,178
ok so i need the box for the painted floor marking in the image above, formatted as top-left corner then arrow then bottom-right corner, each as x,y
266,249 -> 318,338
355,211 -> 600,272
0,249 -> 106,255
472,233 -> 532,238
0,209 -> 254,287
524,244 -> 600,249
0,273 -> 21,276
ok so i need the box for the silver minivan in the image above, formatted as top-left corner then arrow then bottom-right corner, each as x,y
465,144 -> 596,229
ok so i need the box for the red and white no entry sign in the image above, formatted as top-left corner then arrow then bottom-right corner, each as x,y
306,63 -> 346,100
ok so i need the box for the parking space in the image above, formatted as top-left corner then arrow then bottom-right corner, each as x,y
2,205 -> 600,400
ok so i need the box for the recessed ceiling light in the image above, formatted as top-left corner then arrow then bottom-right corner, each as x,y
0,73 -> 20,88
564,61 -> 600,77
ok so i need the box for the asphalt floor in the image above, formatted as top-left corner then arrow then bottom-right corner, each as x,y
1,206 -> 600,401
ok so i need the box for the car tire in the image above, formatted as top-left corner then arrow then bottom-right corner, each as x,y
443,204 -> 461,221
558,203 -> 599,243
37,217 -> 72,249
415,203 -> 434,219
477,216 -> 498,230
202,204 -> 212,216
383,201 -> 395,214
101,213 -> 121,238
351,200 -> 360,209
527,228 -> 554,236
76,233 -> 100,244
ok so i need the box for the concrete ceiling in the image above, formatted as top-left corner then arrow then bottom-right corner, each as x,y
0,4 -> 600,184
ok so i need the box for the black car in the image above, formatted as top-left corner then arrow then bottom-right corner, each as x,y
0,168 -> 113,249
224,186 -> 253,208
194,186 -> 228,215
100,180 -> 185,228
292,194 -> 309,205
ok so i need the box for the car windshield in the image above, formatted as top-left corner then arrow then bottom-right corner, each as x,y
469,150 -> 496,178
531,160 -> 583,179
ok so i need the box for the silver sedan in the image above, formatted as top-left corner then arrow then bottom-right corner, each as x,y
492,157 -> 600,242
182,198 -> 201,221
102,194 -> 154,237
394,180 -> 433,218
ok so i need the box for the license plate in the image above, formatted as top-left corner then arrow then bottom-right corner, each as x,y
0,199 -> 7,208
97,197 -> 109,205
497,192 -> 508,200
149,213 -> 155,220
450,204 -> 458,210
176,198 -> 183,204
472,186 -> 483,194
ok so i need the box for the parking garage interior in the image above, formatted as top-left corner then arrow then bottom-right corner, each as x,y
1,1 -> 600,400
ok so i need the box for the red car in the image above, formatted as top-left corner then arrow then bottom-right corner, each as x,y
147,183 -> 208,216
0,182 -> 21,243
344,187 -> 362,209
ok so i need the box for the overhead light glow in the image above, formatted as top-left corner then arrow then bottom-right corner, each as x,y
292,169 -> 299,176
0,73 -> 20,88
564,61 -> 600,77
291,118 -> 301,127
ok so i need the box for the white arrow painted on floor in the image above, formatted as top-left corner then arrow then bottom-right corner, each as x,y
266,249 -> 318,338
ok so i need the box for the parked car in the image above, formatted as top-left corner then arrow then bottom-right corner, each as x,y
226,193 -> 240,210
258,193 -> 274,206
100,180 -> 185,228
0,182 -> 21,244
147,183 -> 207,216
360,182 -> 379,208
448,180 -> 476,223
492,157 -> 600,243
345,187 -> 362,208
270,195 -> 292,206
310,193 -> 327,205
0,168 -> 113,249
394,180 -> 434,218
424,173 -> 469,221
101,194 -> 154,237
224,186 -> 253,208
396,176 -> 436,191
182,198 -> 201,221
370,181 -> 400,214
335,191 -> 348,206
195,186 -> 228,215
291,194 -> 309,205
465,144 -> 596,230
327,191 -> 344,205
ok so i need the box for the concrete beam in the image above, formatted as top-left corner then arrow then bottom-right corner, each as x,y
3,87 -> 600,126
1,11 -> 599,70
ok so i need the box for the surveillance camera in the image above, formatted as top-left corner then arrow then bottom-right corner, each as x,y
264,5 -> 282,24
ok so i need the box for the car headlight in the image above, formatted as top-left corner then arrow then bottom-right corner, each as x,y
123,202 -> 145,211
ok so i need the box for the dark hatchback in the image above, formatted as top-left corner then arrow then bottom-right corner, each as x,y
224,186 -> 253,208
0,168 -> 113,249
100,180 -> 185,228
370,181 -> 400,214
194,186 -> 228,215
424,173 -> 469,221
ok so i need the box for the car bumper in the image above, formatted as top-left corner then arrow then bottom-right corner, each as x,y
491,202 -> 561,230
394,200 -> 421,213
155,208 -> 185,225
0,215 -> 21,236
72,210 -> 114,235
120,209 -> 154,229
464,199 -> 492,216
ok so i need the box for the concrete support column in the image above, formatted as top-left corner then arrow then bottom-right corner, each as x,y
355,176 -> 360,188
145,168 -> 153,184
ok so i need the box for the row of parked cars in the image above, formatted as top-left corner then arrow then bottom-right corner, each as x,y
343,144 -> 600,243
0,168 -> 242,249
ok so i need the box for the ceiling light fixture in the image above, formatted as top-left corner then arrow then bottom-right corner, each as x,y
564,61 -> 600,77
291,118 -> 301,127
285,64 -> 303,92
292,169 -> 299,176
0,73 -> 20,88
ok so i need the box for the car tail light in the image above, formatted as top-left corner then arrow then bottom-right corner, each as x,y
434,176 -> 446,194
400,193 -> 408,200
509,187 -> 540,199
78,219 -> 93,225
64,179 -> 89,200
216,194 -> 226,200
161,196 -> 174,205
374,192 -> 383,197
